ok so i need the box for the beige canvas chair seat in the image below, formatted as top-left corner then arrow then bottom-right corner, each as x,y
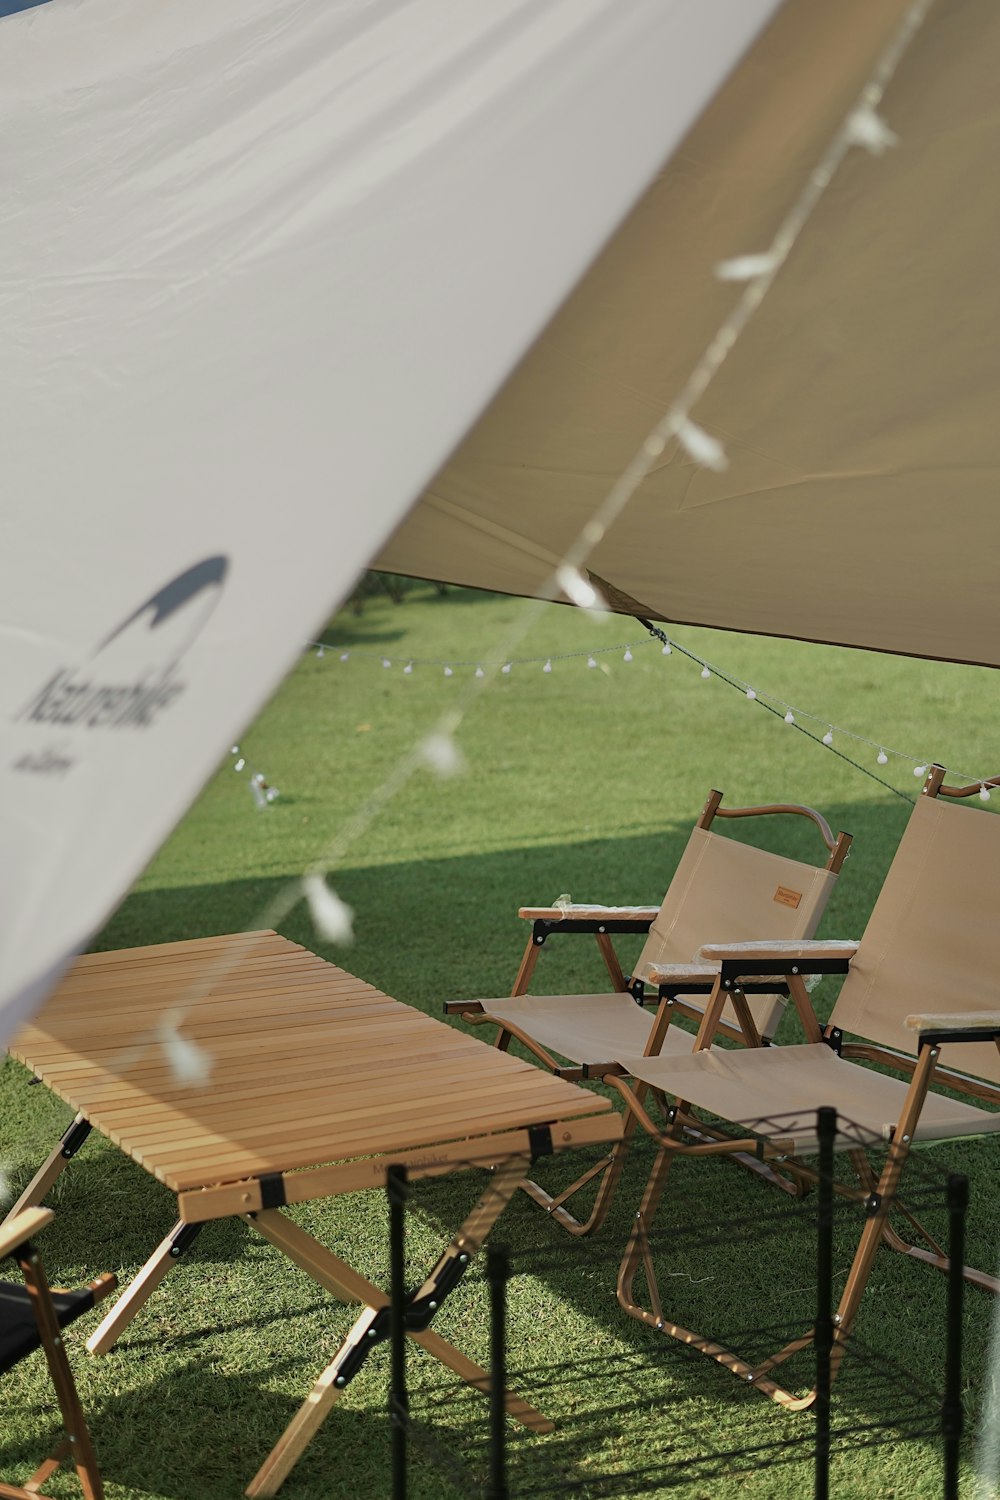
483,959 -> 800,1068
480,978 -> 715,1066
620,1041 -> 1000,1155
449,790 -> 851,1234
614,768 -> 1000,1411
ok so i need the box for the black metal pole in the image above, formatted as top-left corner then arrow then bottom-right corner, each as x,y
814,1106 -> 836,1500
943,1173 -> 968,1500
388,1164 -> 409,1500
486,1244 -> 510,1500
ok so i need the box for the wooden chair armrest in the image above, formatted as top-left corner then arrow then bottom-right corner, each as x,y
444,999 -> 485,1016
519,905 -> 661,922
905,1011 -> 1000,1036
0,1207 -> 54,1260
643,961 -> 720,985
697,940 -> 859,965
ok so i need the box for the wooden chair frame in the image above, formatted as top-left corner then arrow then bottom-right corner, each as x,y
448,789 -> 851,1235
0,1208 -> 115,1500
614,768 -> 1000,1409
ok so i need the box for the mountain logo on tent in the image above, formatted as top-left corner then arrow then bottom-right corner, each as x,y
15,556 -> 228,733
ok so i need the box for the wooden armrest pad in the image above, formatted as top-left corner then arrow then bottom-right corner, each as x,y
697,940 -> 859,963
905,1011 -> 1000,1033
643,962 -> 720,984
518,905 -> 660,921
0,1207 -> 54,1260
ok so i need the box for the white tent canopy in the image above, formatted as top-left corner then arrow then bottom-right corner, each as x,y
0,0 -> 781,1038
1,0 -> 996,1041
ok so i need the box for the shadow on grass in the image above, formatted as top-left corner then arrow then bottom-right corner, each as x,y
0,1361 -> 467,1500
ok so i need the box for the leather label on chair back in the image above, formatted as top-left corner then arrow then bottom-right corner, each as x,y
634,827 -> 838,1039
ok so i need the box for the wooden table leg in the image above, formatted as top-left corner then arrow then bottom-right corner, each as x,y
87,1219 -> 199,1354
246,1159 -> 546,1496
2,1114 -> 91,1224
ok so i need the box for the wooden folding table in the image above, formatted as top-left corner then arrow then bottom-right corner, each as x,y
6,930 -> 621,1494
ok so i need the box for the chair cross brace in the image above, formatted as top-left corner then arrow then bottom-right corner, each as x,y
718,958 -> 852,982
918,1026 -> 1000,1048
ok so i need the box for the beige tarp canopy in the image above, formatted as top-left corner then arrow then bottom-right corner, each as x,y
379,0 -> 1000,669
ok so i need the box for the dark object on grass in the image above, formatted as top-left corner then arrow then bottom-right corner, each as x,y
0,1206 -> 116,1500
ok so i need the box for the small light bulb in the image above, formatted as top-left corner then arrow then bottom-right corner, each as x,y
623,649 -> 633,663
543,660 -> 552,673
822,730 -> 833,746
913,764 -> 927,777
316,646 -> 325,658
474,666 -> 485,679
403,662 -> 413,675
981,784 -> 991,802
587,656 -> 597,669
877,749 -> 888,766
784,710 -> 795,725
443,666 -> 453,677
746,687 -> 756,701
339,652 -> 350,662
234,757 -> 245,772
661,642 -> 672,655
501,662 -> 512,675
381,658 -> 391,669
700,666 -> 711,680
230,745 -> 239,755
266,787 -> 278,802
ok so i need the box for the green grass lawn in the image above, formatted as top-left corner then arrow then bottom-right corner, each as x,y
2,583 -> 999,1499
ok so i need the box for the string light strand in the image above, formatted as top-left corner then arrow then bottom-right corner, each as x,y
636,620 -> 916,805
310,625 -> 988,796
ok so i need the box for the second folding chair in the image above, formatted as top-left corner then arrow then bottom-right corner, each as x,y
448,789 -> 851,1233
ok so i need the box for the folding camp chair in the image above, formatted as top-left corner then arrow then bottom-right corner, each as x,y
448,790 -> 851,1232
0,1208 -> 115,1500
612,767 -> 1000,1408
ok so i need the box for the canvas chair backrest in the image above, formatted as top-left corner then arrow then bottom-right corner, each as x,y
832,791 -> 1000,1086
634,818 -> 840,1039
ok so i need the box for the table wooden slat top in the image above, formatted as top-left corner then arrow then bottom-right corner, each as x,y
11,931 -> 614,1193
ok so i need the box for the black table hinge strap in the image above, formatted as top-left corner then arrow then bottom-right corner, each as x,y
258,1172 -> 288,1210
528,1123 -> 554,1162
333,1247 -> 474,1387
169,1222 -> 203,1259
60,1116 -> 93,1159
